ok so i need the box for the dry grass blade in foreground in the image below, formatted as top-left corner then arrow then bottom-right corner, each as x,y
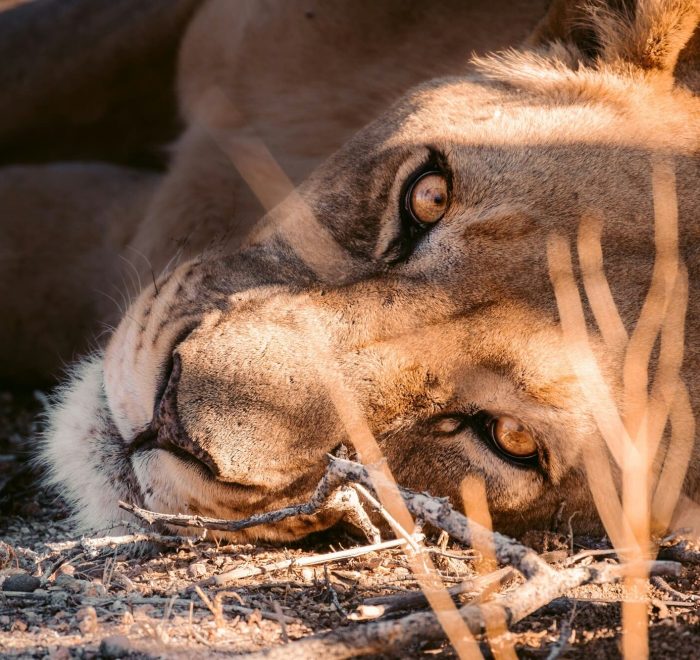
547,157 -> 695,660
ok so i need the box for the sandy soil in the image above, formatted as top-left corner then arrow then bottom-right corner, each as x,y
1,390 -> 699,659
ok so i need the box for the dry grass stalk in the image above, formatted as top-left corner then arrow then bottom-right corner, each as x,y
193,86 -> 353,281
192,85 -> 537,658
177,90 -> 483,657
547,156 -> 693,660
351,482 -> 422,553
194,585 -> 225,629
461,475 -> 517,660
299,310 -> 484,658
206,535 -> 418,585
239,460 -> 680,659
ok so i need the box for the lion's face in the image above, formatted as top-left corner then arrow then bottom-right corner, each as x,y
85,64 -> 699,541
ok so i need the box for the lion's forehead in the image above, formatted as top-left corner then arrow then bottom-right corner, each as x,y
383,78 -> 697,154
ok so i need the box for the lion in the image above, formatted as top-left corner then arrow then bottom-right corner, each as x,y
1,0 -> 698,542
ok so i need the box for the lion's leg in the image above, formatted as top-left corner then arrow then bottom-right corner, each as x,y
0,0 -> 203,166
0,163 -> 158,383
127,125 -> 268,272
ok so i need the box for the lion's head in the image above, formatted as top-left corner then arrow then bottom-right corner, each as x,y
44,0 -> 700,541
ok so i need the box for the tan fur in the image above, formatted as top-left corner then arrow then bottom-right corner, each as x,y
1,1 -> 698,540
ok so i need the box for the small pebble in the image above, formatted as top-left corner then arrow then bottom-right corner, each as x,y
2,573 -> 41,592
24,611 -> 40,623
188,562 -> 207,578
83,582 -> 107,597
55,573 -> 81,592
48,647 -> 71,660
76,606 -> 98,635
50,591 -> 69,607
100,634 -> 133,659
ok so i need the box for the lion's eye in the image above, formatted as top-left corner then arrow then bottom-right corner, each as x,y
489,415 -> 537,459
405,171 -> 448,225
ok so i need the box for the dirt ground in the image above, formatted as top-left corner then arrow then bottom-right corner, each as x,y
1,390 -> 699,659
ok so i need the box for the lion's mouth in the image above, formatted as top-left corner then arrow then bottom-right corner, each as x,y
128,354 -> 219,478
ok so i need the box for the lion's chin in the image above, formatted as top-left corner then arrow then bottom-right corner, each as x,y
130,449 -> 342,543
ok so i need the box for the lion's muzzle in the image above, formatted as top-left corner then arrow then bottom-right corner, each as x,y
129,354 -> 221,479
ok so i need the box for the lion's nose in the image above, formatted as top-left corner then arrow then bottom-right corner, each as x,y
151,354 -> 221,477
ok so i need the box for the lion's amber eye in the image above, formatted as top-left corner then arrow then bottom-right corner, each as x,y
490,416 -> 537,459
407,172 -> 448,224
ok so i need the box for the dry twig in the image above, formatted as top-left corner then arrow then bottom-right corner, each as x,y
119,478 -> 368,535
658,540 -> 700,564
238,559 -> 678,659
353,567 -> 515,619
122,457 -> 551,578
651,576 -> 700,602
545,604 -> 576,660
43,532 -> 198,558
207,535 -> 420,586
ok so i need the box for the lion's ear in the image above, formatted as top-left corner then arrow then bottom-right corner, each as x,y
529,0 -> 699,81
527,0 -> 607,60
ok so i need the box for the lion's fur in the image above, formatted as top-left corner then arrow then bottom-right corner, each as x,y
1,0 -> 699,540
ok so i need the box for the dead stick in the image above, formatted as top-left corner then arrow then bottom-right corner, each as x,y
360,551 -> 576,618
651,576 -> 700,602
44,532 -> 196,557
242,559 -> 679,660
208,535 -> 418,586
118,460 -> 350,533
121,457 -> 682,659
357,567 -> 515,617
122,457 -> 552,580
658,540 -> 700,564
545,618 -> 573,660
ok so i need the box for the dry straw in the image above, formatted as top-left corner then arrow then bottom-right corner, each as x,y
547,156 -> 693,659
